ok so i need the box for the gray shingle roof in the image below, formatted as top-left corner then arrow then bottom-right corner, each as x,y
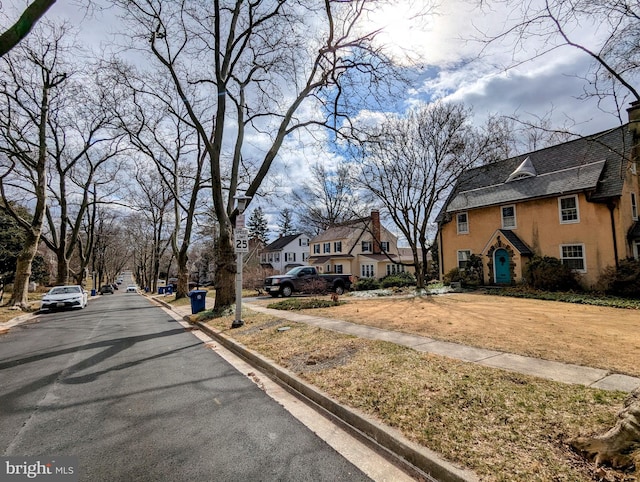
447,160 -> 606,212
499,229 -> 533,255
439,124 -> 632,219
263,234 -> 304,252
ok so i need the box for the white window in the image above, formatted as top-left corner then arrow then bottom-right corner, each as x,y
302,253 -> 309,262
560,244 -> 586,272
501,205 -> 516,229
323,242 -> 331,253
632,193 -> 638,220
386,264 -> 405,275
334,241 -> 342,253
559,195 -> 579,224
284,252 -> 296,262
361,241 -> 372,252
335,264 -> 343,274
361,264 -> 375,278
457,212 -> 469,234
268,253 -> 274,262
326,264 -> 332,273
274,253 -> 280,262
260,253 -> 267,263
457,250 -> 471,270
313,244 -> 320,254
380,241 -> 389,252
299,238 -> 308,246
634,240 -> 640,260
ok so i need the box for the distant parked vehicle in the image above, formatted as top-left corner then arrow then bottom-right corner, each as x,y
264,266 -> 353,298
126,285 -> 137,293
99,285 -> 114,295
41,285 -> 88,310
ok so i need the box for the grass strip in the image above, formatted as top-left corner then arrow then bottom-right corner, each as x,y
205,312 -> 634,482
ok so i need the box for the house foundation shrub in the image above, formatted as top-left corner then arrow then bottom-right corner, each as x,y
354,278 -> 381,291
523,255 -> 581,292
443,254 -> 483,288
380,272 -> 416,288
598,258 -> 640,299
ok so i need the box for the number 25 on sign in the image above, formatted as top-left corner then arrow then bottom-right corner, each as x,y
234,229 -> 249,253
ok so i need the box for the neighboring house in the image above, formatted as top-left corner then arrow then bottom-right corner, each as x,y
437,105 -> 640,288
309,210 -> 414,279
260,234 -> 310,274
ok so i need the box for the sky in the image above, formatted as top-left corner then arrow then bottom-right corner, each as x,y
2,0 -> 635,239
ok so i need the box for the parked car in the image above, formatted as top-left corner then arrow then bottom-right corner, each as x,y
41,285 -> 88,310
99,284 -> 114,295
126,285 -> 137,293
264,266 -> 353,297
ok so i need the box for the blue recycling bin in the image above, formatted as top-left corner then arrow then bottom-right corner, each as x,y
165,285 -> 173,295
189,290 -> 207,314
158,286 -> 165,295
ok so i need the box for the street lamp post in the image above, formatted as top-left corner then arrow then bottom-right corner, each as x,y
232,194 -> 251,328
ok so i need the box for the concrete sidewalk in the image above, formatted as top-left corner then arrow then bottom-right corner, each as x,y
241,302 -> 640,393
164,294 -> 640,393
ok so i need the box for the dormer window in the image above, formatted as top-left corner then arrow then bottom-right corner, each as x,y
506,156 -> 537,182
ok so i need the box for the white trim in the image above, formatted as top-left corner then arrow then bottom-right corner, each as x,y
558,195 -> 580,224
559,243 -> 586,273
634,240 -> 640,260
501,204 -> 517,229
632,192 -> 638,221
456,212 -> 469,234
457,249 -> 471,270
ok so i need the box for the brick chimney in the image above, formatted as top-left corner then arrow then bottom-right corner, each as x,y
371,210 -> 381,254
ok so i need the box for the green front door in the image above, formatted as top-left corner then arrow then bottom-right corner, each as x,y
494,248 -> 511,284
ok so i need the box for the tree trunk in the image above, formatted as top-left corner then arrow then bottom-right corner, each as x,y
570,387 -> 640,469
55,252 -> 69,285
9,231 -> 39,308
214,228 -> 236,312
176,252 -> 189,299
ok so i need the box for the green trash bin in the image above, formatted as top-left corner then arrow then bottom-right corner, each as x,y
189,290 -> 207,314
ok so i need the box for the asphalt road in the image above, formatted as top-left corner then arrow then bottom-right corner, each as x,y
0,289 -> 372,481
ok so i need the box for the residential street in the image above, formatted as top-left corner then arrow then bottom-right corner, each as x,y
0,291 -> 374,481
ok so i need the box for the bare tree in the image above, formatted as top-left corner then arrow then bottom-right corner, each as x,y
108,61 -> 210,299
292,162 -> 367,235
480,0 -> 640,113
40,68 -> 127,285
355,101 -> 502,288
0,22 -> 69,308
0,0 -> 57,57
112,0 -> 404,311
129,165 -> 174,294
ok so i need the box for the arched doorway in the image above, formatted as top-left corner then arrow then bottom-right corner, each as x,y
494,248 -> 511,284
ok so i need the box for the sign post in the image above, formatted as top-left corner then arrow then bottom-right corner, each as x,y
232,194 -> 251,328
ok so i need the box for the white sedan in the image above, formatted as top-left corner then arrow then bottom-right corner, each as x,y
40,285 -> 88,311
126,285 -> 137,293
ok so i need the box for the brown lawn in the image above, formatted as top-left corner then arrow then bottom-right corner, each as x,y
296,292 -> 640,377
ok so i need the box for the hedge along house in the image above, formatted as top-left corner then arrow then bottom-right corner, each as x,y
437,103 -> 640,288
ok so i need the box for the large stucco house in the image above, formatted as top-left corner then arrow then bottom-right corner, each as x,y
309,210 -> 413,279
437,103 -> 640,288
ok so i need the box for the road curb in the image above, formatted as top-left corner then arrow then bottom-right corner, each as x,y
196,321 -> 479,482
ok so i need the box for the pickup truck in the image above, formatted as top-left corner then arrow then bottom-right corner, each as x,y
264,266 -> 353,298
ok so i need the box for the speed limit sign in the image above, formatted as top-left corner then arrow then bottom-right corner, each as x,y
234,229 -> 249,253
